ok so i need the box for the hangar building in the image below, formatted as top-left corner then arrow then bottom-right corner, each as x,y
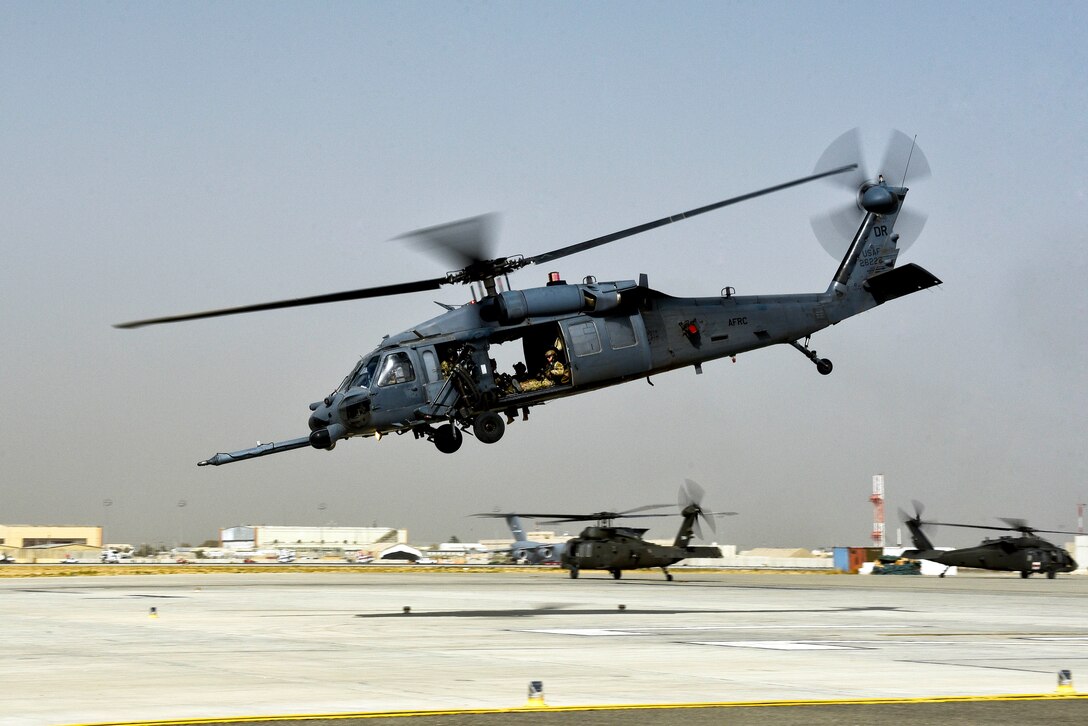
220,524 -> 406,556
0,524 -> 104,563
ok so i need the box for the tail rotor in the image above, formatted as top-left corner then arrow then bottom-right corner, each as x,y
679,478 -> 736,541
811,129 -> 931,259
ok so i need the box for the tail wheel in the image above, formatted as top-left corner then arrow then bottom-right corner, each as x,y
433,423 -> 463,454
569,567 -> 579,579
473,412 -> 505,444
611,569 -> 622,580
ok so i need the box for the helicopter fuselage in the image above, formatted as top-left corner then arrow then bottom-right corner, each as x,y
297,275 -> 868,455
559,500 -> 722,580
907,535 -> 1077,578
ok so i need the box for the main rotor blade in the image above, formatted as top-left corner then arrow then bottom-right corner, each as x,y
523,164 -> 858,267
926,521 -> 1018,533
115,276 -> 449,329
395,213 -> 498,270
619,503 -> 674,515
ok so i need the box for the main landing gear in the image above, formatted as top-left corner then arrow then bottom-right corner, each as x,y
431,423 -> 463,454
421,411 -> 507,454
790,337 -> 833,375
472,411 -> 505,444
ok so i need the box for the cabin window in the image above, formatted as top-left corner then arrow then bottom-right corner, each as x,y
568,321 -> 602,357
377,352 -> 416,386
605,316 -> 637,349
421,350 -> 439,383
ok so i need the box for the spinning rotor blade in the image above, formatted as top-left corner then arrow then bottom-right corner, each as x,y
114,277 -> 449,329
116,162 -> 857,329
998,517 -> 1029,532
680,478 -> 717,539
881,129 -> 931,188
810,129 -> 930,259
516,504 -> 672,524
813,128 -> 868,192
395,213 -> 498,270
997,518 -> 1080,536
525,164 -> 857,268
898,499 -> 927,524
921,515 -> 1078,537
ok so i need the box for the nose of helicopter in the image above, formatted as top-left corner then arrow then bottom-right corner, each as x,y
308,400 -> 332,431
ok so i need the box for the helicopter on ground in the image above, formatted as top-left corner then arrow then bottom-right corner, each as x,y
117,130 -> 940,466
472,512 -> 566,565
513,480 -> 731,581
901,502 -> 1079,579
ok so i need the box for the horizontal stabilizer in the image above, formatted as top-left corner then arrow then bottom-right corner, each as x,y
864,263 -> 942,304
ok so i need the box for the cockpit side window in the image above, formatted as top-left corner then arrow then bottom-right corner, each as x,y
377,351 -> 415,386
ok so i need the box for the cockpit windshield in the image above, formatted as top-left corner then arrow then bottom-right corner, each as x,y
340,355 -> 380,392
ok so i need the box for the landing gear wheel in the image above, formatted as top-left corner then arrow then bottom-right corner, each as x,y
569,567 -> 579,579
1020,571 -> 1031,579
816,358 -> 833,375
473,411 -> 505,444
611,569 -> 622,580
433,423 -> 463,454
1047,571 -> 1057,579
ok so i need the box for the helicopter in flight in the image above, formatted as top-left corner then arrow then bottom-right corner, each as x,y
117,130 -> 940,466
901,503 -> 1079,578
515,480 -> 731,581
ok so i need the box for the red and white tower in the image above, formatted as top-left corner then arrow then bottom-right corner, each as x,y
870,474 -> 885,547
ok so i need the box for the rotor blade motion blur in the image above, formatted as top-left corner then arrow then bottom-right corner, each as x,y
525,164 -> 858,267
810,129 -> 930,259
114,277 -> 448,329
116,164 -> 857,329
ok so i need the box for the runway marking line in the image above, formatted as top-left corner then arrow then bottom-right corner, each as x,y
64,693 -> 1088,725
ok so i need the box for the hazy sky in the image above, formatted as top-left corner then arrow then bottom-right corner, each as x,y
2,2 -> 1085,550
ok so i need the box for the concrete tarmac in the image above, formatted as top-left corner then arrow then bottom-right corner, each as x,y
2,569 -> 1087,725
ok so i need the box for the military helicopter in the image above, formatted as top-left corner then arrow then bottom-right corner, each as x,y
117,130 -> 940,466
514,480 -> 731,581
901,502 -> 1079,579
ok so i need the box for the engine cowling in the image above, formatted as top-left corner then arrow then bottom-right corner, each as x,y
495,286 -> 623,324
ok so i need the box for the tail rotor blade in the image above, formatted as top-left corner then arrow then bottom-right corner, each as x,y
880,130 -> 931,188
811,129 -> 930,260
811,201 -> 863,258
682,478 -> 706,507
894,208 -> 929,252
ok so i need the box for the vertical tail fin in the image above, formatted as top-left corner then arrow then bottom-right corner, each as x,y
905,517 -> 935,552
505,515 -> 528,543
673,505 -> 700,548
830,184 -> 906,294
